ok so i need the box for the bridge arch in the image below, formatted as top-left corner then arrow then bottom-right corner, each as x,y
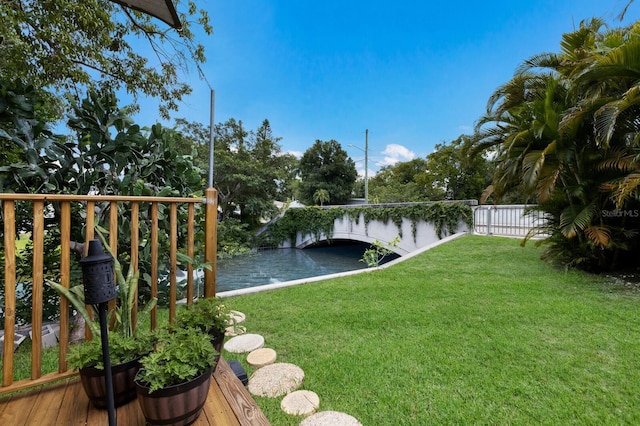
297,234 -> 403,254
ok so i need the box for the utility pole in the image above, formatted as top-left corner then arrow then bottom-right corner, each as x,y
365,129 -> 369,204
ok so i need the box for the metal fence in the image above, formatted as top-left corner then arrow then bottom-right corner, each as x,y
473,205 -> 547,237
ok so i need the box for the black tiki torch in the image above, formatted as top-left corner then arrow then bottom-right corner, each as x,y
80,239 -> 117,426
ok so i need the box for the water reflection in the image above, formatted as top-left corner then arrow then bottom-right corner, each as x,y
216,244 -> 372,292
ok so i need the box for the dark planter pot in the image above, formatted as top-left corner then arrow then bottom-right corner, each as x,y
210,331 -> 224,370
135,366 -> 213,426
79,357 -> 141,409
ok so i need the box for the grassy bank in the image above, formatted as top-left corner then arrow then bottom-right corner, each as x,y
223,235 -> 640,425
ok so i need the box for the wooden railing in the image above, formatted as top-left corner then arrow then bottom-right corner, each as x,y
0,189 -> 218,395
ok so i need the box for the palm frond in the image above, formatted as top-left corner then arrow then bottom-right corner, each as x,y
522,150 -> 545,188
559,203 -> 597,238
536,168 -> 560,202
613,172 -> 640,206
584,225 -> 611,248
593,85 -> 640,147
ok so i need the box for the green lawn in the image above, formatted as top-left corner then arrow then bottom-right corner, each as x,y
223,235 -> 640,425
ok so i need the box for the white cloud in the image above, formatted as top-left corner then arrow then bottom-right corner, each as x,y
286,150 -> 304,159
379,144 -> 415,166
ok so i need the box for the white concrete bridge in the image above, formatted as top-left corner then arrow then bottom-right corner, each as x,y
272,202 -> 477,256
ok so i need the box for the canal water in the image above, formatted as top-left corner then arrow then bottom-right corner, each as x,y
216,243 -> 372,292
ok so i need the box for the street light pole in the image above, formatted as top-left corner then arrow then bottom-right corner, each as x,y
208,89 -> 215,188
364,129 -> 368,205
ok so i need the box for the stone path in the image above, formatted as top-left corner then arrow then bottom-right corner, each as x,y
247,363 -> 304,397
281,390 -> 319,416
224,333 -> 264,353
226,311 -> 362,424
247,348 -> 277,368
300,411 -> 363,426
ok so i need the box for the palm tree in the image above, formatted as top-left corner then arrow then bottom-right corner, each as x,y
313,189 -> 330,206
469,18 -> 640,270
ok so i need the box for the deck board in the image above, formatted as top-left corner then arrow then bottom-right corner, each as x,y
0,359 -> 270,425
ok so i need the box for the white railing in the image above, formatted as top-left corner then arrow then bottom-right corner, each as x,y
473,205 -> 547,237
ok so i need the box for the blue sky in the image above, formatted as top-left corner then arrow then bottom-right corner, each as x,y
135,0 -> 636,176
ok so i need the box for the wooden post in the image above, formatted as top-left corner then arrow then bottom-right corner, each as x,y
130,202 -> 139,330
108,202 -> 118,330
85,201 -> 95,341
187,203 -> 195,303
150,203 -> 159,330
31,201 -> 44,379
3,200 -> 16,386
204,187 -> 218,298
169,203 -> 177,322
59,202 -> 70,372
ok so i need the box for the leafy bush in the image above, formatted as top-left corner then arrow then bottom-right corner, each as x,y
173,297 -> 231,335
135,327 -> 216,393
67,329 -> 154,370
360,237 -> 400,267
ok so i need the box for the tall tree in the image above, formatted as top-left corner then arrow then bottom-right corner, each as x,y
368,158 -> 430,203
423,137 -> 494,201
0,0 -> 212,119
298,140 -> 357,205
207,118 -> 293,227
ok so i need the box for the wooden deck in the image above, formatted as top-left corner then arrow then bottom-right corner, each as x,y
0,359 -> 270,425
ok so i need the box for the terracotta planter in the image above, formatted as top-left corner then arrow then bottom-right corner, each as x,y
135,366 -> 212,426
79,357 -> 141,409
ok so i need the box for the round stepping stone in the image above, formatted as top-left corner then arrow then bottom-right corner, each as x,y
247,363 -> 304,397
224,333 -> 264,353
225,325 -> 246,337
300,411 -> 362,426
280,390 -> 319,416
228,310 -> 246,325
247,348 -> 277,368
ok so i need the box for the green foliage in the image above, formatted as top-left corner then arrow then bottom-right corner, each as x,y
67,329 -> 155,370
468,18 -> 640,271
173,297 -> 231,335
0,0 -> 212,119
2,87 -> 206,313
368,158 -> 431,203
298,140 -> 357,205
259,203 -> 473,247
368,142 -> 494,204
0,80 -> 67,193
46,226 -> 157,339
258,207 -> 345,246
135,327 -> 216,393
95,227 -> 157,338
360,237 -> 400,267
45,280 -> 101,337
216,217 -> 254,257
65,91 -> 205,197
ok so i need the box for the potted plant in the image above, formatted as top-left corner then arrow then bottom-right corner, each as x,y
48,227 -> 156,408
66,329 -> 154,408
134,327 -> 217,426
173,297 -> 232,366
